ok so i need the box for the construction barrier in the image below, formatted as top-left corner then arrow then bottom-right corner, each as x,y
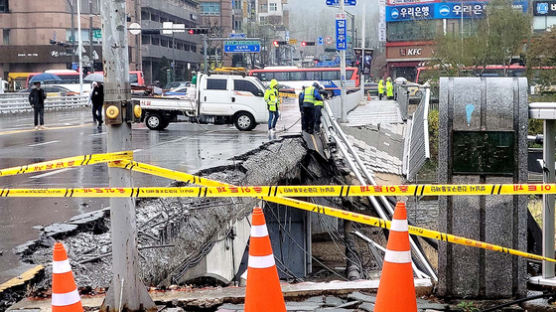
1,154 -> 555,264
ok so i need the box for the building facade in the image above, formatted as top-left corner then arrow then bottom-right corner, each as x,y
197,0 -> 233,67
140,0 -> 202,85
0,0 -> 140,79
384,1 -> 529,81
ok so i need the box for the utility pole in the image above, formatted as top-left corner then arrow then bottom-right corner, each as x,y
339,0 -> 347,122
76,0 -> 83,94
100,0 -> 155,310
360,2 -> 366,103
203,34 -> 208,74
88,0 -> 94,72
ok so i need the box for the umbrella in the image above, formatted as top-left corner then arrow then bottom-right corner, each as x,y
29,73 -> 61,84
84,73 -> 104,83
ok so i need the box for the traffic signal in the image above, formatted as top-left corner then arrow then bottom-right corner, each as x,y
187,28 -> 209,35
273,40 -> 288,47
301,41 -> 315,46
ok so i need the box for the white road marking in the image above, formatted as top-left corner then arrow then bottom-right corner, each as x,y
28,140 -> 60,147
90,132 -> 107,136
29,168 -> 74,179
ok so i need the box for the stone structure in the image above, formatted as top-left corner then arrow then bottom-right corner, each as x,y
438,77 -> 528,298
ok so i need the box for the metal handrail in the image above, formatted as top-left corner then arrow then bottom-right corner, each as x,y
322,100 -> 438,281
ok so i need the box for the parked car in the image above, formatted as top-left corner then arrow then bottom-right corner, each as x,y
19,85 -> 77,97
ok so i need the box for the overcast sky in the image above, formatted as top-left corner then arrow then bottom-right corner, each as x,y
285,0 -> 380,48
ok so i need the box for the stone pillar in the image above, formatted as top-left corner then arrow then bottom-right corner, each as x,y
438,77 -> 528,298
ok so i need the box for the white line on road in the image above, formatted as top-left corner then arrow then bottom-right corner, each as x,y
29,167 -> 74,179
28,140 -> 61,147
90,132 -> 107,136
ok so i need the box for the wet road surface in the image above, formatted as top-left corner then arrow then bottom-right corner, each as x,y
0,101 -> 301,283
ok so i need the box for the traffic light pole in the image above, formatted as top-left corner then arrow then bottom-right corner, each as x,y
360,2 -> 366,103
339,0 -> 348,122
100,1 -> 154,311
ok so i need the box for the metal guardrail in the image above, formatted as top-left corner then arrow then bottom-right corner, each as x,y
0,94 -> 89,114
403,88 -> 431,181
321,100 -> 438,281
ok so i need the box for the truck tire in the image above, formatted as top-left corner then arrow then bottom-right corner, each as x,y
234,112 -> 256,131
145,113 -> 165,130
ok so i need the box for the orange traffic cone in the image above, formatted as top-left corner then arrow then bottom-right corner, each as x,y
52,242 -> 83,312
374,202 -> 417,312
244,207 -> 286,312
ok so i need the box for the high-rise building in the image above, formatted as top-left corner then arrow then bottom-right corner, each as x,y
0,0 -> 139,78
0,0 -> 204,86
140,0 -> 202,85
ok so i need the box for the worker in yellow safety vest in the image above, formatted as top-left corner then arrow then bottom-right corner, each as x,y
264,79 -> 280,133
313,84 -> 326,133
378,79 -> 385,100
299,82 -> 324,134
386,77 -> 394,99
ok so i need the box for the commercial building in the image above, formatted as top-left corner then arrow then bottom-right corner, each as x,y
140,0 -> 203,84
384,0 -> 528,81
533,0 -> 556,31
0,0 -> 139,80
197,0 -> 233,67
0,0 -> 204,86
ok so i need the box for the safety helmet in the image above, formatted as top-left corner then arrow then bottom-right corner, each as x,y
270,79 -> 278,88
387,77 -> 392,81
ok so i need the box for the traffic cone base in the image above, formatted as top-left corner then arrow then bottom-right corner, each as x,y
52,242 -> 83,312
374,202 -> 417,312
244,207 -> 286,312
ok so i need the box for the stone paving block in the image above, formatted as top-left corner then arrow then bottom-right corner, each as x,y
304,296 -> 325,303
314,308 -> 353,312
358,302 -> 374,312
285,301 -> 322,311
217,303 -> 244,310
336,301 -> 360,309
347,292 -> 376,303
324,296 -> 345,306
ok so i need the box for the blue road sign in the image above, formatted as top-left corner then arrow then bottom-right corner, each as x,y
224,40 -> 261,53
318,37 -> 324,45
335,19 -> 347,50
326,0 -> 357,5
229,33 -> 246,39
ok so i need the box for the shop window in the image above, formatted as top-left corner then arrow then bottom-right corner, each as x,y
387,20 -> 436,42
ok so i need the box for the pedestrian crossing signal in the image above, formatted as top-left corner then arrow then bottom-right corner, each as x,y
301,41 -> 315,47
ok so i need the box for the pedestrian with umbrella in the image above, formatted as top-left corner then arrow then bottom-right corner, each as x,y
28,81 -> 46,130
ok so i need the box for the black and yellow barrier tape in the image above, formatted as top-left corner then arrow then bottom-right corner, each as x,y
0,151 -> 133,177
111,160 -> 556,264
6,184 -> 556,198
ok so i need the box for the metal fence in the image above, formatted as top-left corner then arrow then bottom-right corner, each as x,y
0,94 -> 89,114
403,87 -> 431,182
395,84 -> 410,121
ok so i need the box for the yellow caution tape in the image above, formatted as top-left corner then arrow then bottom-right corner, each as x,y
8,183 -> 556,198
114,161 -> 556,264
0,151 -> 133,177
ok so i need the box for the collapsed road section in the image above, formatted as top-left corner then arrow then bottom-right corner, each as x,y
4,136 -> 354,305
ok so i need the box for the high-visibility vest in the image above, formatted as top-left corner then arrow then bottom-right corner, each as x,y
386,81 -> 394,97
303,86 -> 315,104
378,80 -> 384,94
314,99 -> 324,107
264,87 -> 279,111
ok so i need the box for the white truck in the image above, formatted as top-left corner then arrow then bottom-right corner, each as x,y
136,74 -> 269,131
0,78 -> 7,94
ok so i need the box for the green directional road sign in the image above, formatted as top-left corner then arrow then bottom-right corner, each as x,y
93,29 -> 102,39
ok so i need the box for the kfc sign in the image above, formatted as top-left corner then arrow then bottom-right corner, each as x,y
400,48 -> 422,56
